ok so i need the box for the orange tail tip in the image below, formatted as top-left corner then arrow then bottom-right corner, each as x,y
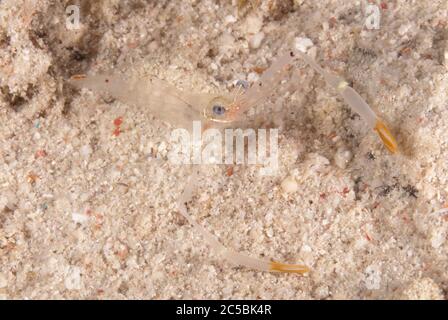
374,119 -> 398,154
269,261 -> 310,274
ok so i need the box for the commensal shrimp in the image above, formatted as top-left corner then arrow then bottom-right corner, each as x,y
69,45 -> 397,275
70,71 -> 309,274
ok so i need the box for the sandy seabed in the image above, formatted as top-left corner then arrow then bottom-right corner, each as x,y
0,0 -> 447,299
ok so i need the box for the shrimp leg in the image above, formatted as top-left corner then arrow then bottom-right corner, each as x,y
225,48 -> 397,153
295,50 -> 398,153
178,167 -> 309,275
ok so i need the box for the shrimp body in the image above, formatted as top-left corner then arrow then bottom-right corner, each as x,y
70,73 -> 219,129
69,45 -> 398,276
70,71 -> 309,275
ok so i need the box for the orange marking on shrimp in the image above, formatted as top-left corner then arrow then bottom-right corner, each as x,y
374,120 -> 398,154
269,261 -> 309,274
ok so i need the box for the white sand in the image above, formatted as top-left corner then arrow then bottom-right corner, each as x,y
0,0 -> 447,299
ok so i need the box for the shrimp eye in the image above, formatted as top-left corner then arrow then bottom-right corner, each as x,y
212,105 -> 226,115
204,96 -> 232,122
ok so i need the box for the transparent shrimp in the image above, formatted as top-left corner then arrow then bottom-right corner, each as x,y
69,46 -> 397,275
69,69 -> 309,275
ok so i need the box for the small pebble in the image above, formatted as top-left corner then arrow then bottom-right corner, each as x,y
224,15 -> 237,25
72,212 -> 89,224
314,285 -> 330,299
301,244 -> 312,252
430,229 -> 446,249
65,267 -> 82,290
294,37 -> 314,53
364,264 -> 382,290
210,62 -> 218,71
334,147 -> 353,169
33,132 -> 41,140
247,72 -> 259,83
249,32 -> 265,49
281,176 -> 298,193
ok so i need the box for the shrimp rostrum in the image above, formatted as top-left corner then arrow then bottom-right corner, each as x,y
69,45 -> 397,275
